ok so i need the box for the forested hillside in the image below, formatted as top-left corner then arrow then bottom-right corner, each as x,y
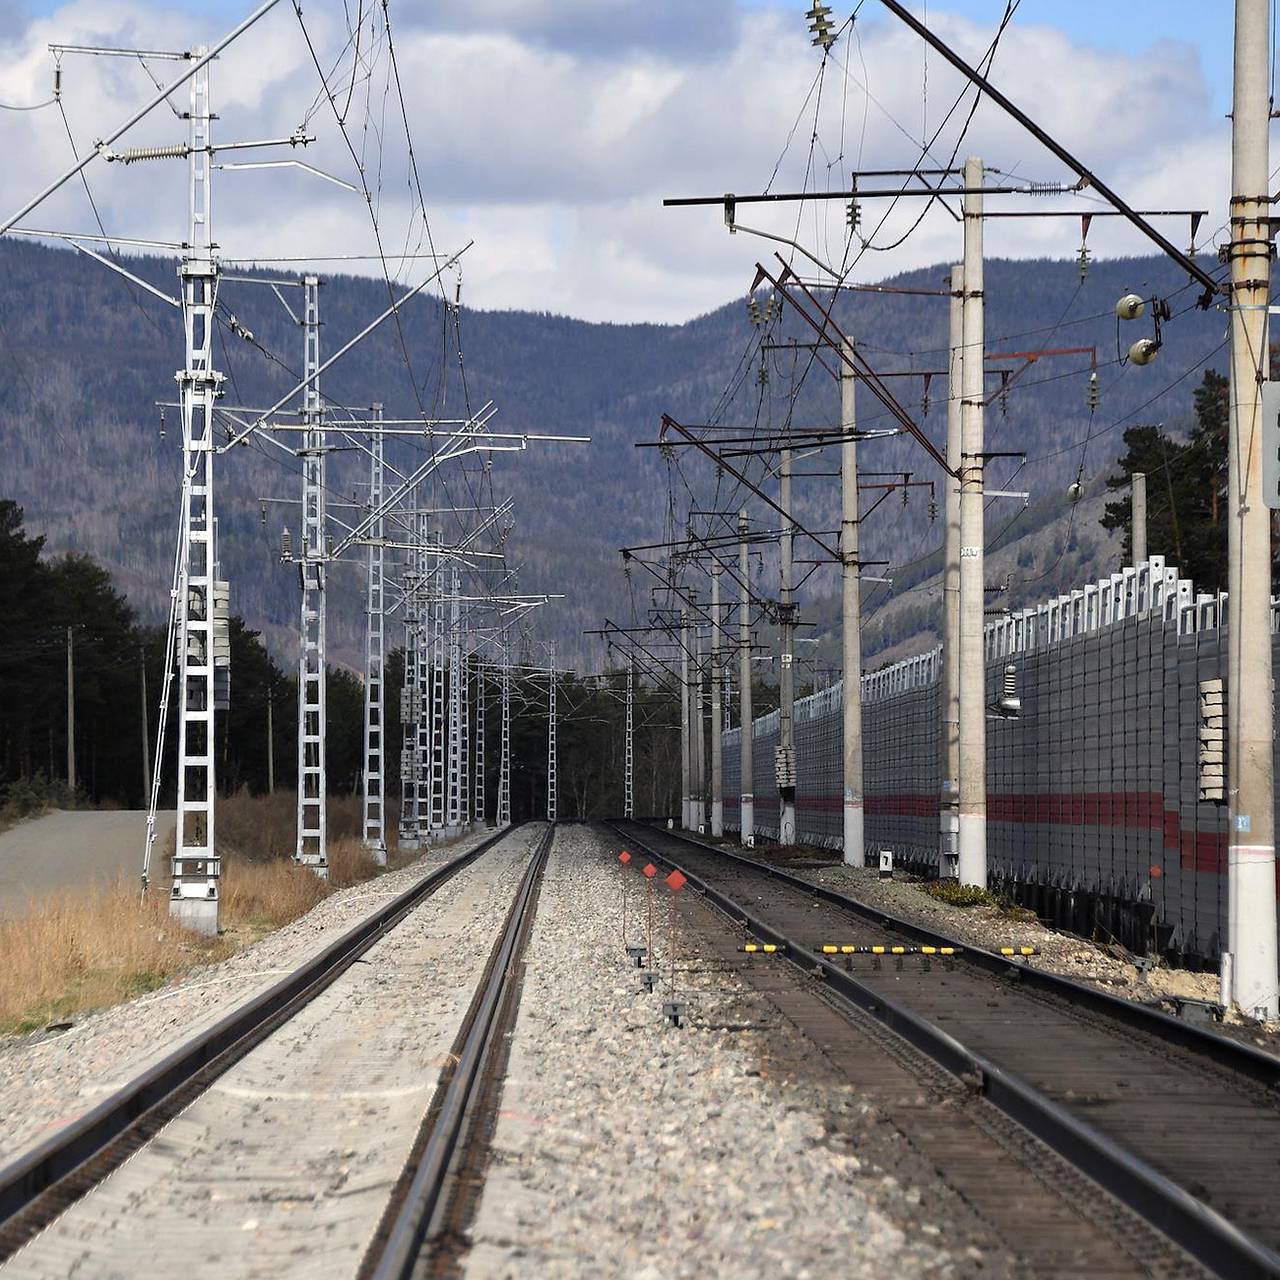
0,238 -> 1229,670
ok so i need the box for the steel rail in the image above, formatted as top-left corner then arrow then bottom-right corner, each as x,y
0,824 -> 521,1249
370,824 -> 554,1278
609,821 -> 1280,1280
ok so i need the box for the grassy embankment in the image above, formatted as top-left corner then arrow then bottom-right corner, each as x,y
0,791 -> 409,1036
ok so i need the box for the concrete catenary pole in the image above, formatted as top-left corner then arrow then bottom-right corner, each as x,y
680,609 -> 691,829
66,626 -> 75,793
1225,0 -> 1278,1018
940,264 -> 964,878
957,155 -> 988,889
711,564 -> 724,837
840,338 -> 864,867
738,508 -> 755,846
1131,472 -> 1147,567
778,446 -> 797,844
692,622 -> 705,831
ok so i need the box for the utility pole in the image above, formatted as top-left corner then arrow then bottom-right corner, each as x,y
778,446 -> 797,845
957,154 -> 987,889
625,652 -> 635,819
460,643 -> 471,827
1131,471 -> 1147,566
171,49 -> 220,933
362,407 -> 387,864
498,643 -> 512,827
738,509 -> 754,846
139,644 -> 151,805
295,273 -> 327,879
680,609 -> 691,829
66,626 -> 75,793
267,681 -> 275,795
710,565 -> 724,837
1225,0 -> 1278,1018
941,264 -> 964,878
840,337 -> 864,867
547,641 -> 557,822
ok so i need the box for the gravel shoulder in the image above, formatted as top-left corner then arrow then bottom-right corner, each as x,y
463,824 -> 974,1279
0,824 -> 543,1280
0,825 -> 497,1167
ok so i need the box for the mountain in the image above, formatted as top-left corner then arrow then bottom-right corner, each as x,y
0,238 -> 1229,673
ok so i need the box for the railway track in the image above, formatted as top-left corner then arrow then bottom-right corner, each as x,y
610,820 -> 1280,1280
0,822 -> 553,1279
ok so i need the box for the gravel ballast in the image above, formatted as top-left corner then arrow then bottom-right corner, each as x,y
464,824 -> 965,1279
0,826 -> 498,1166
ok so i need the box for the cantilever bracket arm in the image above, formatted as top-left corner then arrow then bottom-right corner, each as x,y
870,0 -> 1220,302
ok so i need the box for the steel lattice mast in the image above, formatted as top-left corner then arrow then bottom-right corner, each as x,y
398,545 -> 421,850
547,641 -> 558,821
446,565 -> 464,833
624,653 -> 634,819
498,643 -> 512,826
416,521 -> 433,841
171,48 -> 223,934
295,274 -> 328,878
429,546 -> 447,832
362,407 -> 387,864
474,659 -> 486,825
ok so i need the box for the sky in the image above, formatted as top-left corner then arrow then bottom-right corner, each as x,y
0,1 -> 1248,322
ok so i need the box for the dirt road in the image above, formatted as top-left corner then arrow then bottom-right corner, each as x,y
0,810 -> 176,918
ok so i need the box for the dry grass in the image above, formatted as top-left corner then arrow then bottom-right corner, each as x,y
0,793 -> 401,1037
0,880 -> 228,1035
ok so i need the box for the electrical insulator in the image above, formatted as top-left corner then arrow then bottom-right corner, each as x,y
766,295 -> 780,323
1077,245 -> 1090,281
158,406 -> 166,440
280,527 -> 293,562
259,502 -> 267,528
1087,369 -> 1099,411
757,363 -> 769,388
748,298 -> 762,326
928,499 -> 938,522
1128,337 -> 1159,366
806,1 -> 836,50
846,198 -> 861,232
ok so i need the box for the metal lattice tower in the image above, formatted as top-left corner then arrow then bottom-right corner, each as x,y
498,645 -> 511,826
415,520 -> 432,840
624,653 -> 634,818
398,549 -> 421,850
294,274 -> 327,878
547,641 -> 558,822
447,565 -> 463,832
171,49 -> 222,935
474,659 -> 486,825
460,645 -> 471,825
429,545 -> 447,832
361,407 -> 386,864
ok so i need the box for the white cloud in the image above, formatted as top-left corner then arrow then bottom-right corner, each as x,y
0,1 -> 1227,322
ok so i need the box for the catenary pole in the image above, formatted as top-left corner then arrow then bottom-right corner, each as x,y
294,273 -> 328,879
711,565 -> 724,837
680,609 -> 691,829
66,626 -> 75,793
1131,472 -> 1147,567
957,155 -> 988,889
778,446 -> 797,844
738,509 -> 755,846
267,682 -> 275,795
693,622 -> 705,831
1225,0 -> 1278,1017
941,264 -> 964,878
547,641 -> 557,822
625,653 -> 635,819
362,406 -> 387,864
171,49 -> 220,933
840,338 -> 865,867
